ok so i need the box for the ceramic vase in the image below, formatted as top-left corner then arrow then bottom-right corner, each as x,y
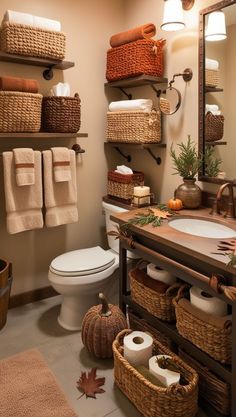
175,178 -> 201,209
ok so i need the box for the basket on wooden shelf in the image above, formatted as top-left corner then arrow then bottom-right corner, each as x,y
106,39 -> 165,82
107,170 -> 144,202
173,285 -> 232,364
0,22 -> 66,60
113,329 -> 199,417
0,259 -> 12,331
205,112 -> 224,142
0,91 -> 42,133
179,348 -> 231,416
205,69 -> 219,88
129,265 -> 180,322
41,94 -> 81,133
106,109 -> 161,144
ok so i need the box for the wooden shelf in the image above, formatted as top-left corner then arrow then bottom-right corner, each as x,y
0,132 -> 88,139
206,141 -> 227,146
205,87 -> 224,93
104,142 -> 166,149
103,195 -> 133,210
0,51 -> 74,70
105,74 -> 168,88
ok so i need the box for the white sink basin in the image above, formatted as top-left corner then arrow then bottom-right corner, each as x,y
168,218 -> 236,239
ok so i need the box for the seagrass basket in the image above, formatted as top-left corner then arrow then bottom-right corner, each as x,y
205,112 -> 224,142
107,170 -> 144,201
173,285 -> 232,364
42,94 -> 81,133
113,329 -> 199,417
106,39 -> 165,82
106,110 -> 161,144
0,91 -> 42,132
0,259 -> 12,331
129,266 -> 180,322
205,69 -> 219,88
179,348 -> 231,416
0,22 -> 65,60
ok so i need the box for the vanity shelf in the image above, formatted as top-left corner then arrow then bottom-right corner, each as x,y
104,142 -> 166,165
205,87 -> 224,93
0,132 -> 88,139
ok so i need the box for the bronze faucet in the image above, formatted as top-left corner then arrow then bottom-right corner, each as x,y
212,182 -> 236,218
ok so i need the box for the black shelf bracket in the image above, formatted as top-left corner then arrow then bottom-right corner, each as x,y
43,67 -> 54,80
114,146 -> 132,162
119,87 -> 132,100
150,84 -> 162,97
145,147 -> 162,165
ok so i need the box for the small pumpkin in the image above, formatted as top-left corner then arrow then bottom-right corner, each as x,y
167,198 -> 183,211
81,293 -> 127,359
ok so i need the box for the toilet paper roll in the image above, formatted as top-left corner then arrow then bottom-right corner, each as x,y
149,355 -> 180,387
123,331 -> 153,367
147,263 -> 176,285
190,286 -> 227,317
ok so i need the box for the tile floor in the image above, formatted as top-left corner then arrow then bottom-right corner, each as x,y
0,296 -> 208,417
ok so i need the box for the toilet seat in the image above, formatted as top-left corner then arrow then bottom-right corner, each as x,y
50,246 -> 115,277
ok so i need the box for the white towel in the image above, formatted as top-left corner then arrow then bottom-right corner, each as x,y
43,150 -> 78,227
3,10 -> 61,32
13,148 -> 35,186
109,99 -> 153,113
51,147 -> 71,182
205,58 -> 219,71
52,82 -> 70,97
2,151 -> 43,234
205,104 -> 221,115
115,165 -> 133,175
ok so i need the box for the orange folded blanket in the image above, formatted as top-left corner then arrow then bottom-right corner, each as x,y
110,23 -> 156,48
133,268 -> 169,294
0,76 -> 39,93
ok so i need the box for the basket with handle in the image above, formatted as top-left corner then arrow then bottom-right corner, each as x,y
205,111 -> 224,142
107,170 -> 144,201
42,93 -> 81,133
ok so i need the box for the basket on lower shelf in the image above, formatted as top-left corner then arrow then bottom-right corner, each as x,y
107,170 -> 144,202
0,22 -> 66,60
0,91 -> 42,133
113,329 -> 199,417
129,266 -> 180,322
205,112 -> 224,142
179,348 -> 231,416
173,285 -> 232,364
205,69 -> 219,88
106,109 -> 161,144
41,94 -> 81,133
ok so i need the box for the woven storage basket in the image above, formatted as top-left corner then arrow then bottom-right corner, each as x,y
106,110 -> 161,144
0,22 -> 65,60
179,348 -> 231,416
0,91 -> 42,133
205,112 -> 224,142
113,329 -> 198,417
129,265 -> 180,322
0,259 -> 12,331
205,69 -> 219,88
107,170 -> 144,201
106,39 -> 165,82
42,94 -> 81,133
173,285 -> 232,364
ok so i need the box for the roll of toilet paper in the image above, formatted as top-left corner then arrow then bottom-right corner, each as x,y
147,263 -> 176,285
124,331 -> 153,367
190,286 -> 227,317
149,355 -> 180,387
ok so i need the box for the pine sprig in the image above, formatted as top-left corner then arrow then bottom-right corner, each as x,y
170,135 -> 201,179
204,146 -> 222,178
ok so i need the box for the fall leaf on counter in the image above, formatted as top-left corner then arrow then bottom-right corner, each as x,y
150,208 -> 173,219
76,368 -> 105,399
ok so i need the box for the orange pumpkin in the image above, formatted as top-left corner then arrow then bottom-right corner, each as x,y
167,198 -> 183,211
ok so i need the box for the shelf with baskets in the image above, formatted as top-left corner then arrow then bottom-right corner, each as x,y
105,74 -> 168,99
104,142 -> 166,165
0,132 -> 88,139
205,87 -> 224,93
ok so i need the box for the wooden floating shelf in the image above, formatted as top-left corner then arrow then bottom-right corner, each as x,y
0,132 -> 88,139
105,74 -> 168,88
104,142 -> 166,149
206,141 -> 227,146
0,51 -> 74,70
205,87 -> 224,93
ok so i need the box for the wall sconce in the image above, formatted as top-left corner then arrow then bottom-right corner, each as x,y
205,10 -> 227,41
161,0 -> 195,32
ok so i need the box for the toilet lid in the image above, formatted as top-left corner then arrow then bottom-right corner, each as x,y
50,246 -> 115,276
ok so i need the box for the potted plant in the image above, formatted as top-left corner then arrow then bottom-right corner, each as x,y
170,135 -> 202,208
204,146 -> 222,178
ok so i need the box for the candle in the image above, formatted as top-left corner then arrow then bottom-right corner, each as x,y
133,186 -> 150,205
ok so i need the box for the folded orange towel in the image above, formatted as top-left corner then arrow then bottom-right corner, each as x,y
110,23 -> 156,48
133,268 -> 169,294
13,148 -> 35,186
0,76 -> 39,93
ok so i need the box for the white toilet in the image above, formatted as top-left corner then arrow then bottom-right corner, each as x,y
48,201 -> 129,331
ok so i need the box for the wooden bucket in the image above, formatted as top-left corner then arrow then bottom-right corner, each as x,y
0,259 -> 12,330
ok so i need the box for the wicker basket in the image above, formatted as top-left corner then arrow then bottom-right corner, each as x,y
107,170 -> 144,201
205,112 -> 224,142
42,94 -> 81,133
106,39 -> 165,82
106,110 -> 161,144
173,285 -> 232,364
0,91 -> 42,133
205,69 -> 219,88
0,22 -> 65,60
0,259 -> 12,331
113,329 -> 198,417
179,348 -> 231,416
130,266 -> 180,322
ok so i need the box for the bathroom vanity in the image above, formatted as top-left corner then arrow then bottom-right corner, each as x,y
111,207 -> 236,417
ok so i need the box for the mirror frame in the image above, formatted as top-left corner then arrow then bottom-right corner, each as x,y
199,0 -> 236,185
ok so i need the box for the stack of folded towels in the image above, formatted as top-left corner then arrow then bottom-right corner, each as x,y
2,10 -> 61,32
109,23 -> 156,48
108,99 -> 153,113
205,103 -> 221,115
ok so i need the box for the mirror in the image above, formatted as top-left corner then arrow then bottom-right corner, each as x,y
199,0 -> 236,184
159,87 -> 181,115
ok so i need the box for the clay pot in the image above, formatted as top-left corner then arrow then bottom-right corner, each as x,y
175,178 -> 201,209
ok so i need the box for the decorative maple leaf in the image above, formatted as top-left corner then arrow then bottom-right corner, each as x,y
149,208 -> 173,219
76,368 -> 105,399
214,239 -> 236,267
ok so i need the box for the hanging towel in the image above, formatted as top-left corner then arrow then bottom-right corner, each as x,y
2,151 -> 43,234
3,10 -> 61,32
13,148 -> 35,186
51,147 -> 71,182
110,23 -> 156,48
43,150 -> 78,227
0,76 -> 39,93
109,99 -> 153,113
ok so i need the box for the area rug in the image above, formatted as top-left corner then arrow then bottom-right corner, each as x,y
0,349 -> 78,417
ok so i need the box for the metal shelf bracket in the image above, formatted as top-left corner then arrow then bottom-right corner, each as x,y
145,147 -> 162,165
150,84 -> 162,97
114,146 -> 132,162
43,67 -> 54,80
119,87 -> 132,100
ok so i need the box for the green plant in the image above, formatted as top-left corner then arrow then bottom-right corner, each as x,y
170,135 -> 201,179
204,146 -> 222,178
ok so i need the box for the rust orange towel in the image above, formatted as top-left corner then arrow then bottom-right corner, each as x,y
110,23 -> 156,48
0,76 -> 39,93
133,268 -> 169,294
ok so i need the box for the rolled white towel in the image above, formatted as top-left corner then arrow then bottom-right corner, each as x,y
205,58 -> 219,71
3,10 -> 61,32
206,104 -> 219,111
109,99 -> 153,113
115,165 -> 133,175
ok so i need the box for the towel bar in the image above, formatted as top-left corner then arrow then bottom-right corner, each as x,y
0,144 -> 85,156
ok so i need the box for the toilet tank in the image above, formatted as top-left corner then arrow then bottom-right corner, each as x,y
102,201 -> 128,253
